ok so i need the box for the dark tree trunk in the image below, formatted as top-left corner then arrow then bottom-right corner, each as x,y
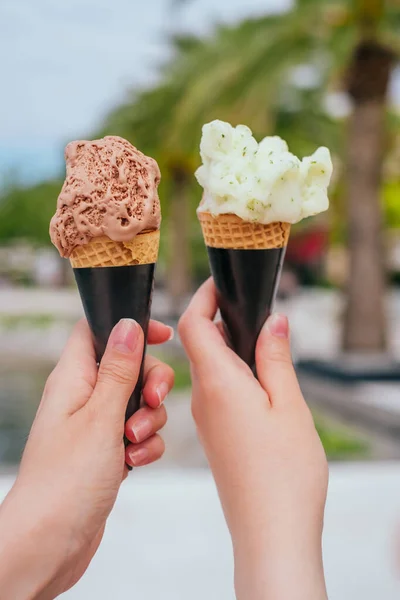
343,40 -> 395,353
343,100 -> 386,351
166,166 -> 192,318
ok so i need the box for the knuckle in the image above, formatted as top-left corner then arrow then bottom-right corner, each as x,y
156,435 -> 166,456
158,405 -> 168,427
43,367 -> 60,396
98,358 -> 134,386
149,361 -> 175,384
177,312 -> 189,343
191,397 -> 201,426
73,318 -> 86,335
264,348 -> 293,366
164,364 -> 175,386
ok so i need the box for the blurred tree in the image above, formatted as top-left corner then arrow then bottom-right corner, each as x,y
0,180 -> 62,246
2,0 -> 399,349
0,179 -> 71,284
100,46 -> 203,314
101,33 -> 340,311
383,181 -> 400,228
341,1 -> 398,353
162,0 -> 400,352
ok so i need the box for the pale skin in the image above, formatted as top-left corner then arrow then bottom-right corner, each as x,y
0,318 -> 174,600
178,279 -> 329,600
0,281 -> 328,599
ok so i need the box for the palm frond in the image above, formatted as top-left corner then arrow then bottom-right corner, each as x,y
100,0 -> 398,180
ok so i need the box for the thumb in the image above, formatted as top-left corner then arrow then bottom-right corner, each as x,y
255,313 -> 302,406
90,319 -> 144,421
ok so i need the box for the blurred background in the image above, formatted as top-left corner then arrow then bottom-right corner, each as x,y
1,0 -> 400,598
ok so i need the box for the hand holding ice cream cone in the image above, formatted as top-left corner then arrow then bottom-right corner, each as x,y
50,136 -> 162,421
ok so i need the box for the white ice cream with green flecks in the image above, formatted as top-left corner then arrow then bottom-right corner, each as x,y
195,120 -> 332,224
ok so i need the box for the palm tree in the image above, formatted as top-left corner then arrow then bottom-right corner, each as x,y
341,3 -> 397,352
102,31 -> 339,313
160,0 -> 400,353
101,36 -> 208,314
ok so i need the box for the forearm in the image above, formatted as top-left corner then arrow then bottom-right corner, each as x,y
0,488 -> 58,600
234,552 -> 327,600
232,526 -> 327,600
220,499 -> 327,599
0,547 -> 50,600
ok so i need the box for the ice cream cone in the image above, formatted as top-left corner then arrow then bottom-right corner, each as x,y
194,120 -> 331,372
69,230 -> 160,268
198,212 -> 290,250
72,230 -> 160,421
198,212 -> 290,372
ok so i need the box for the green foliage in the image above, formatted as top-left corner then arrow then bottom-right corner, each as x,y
314,415 -> 369,460
168,357 -> 192,390
383,181 -> 400,228
0,180 -> 62,246
1,0 -> 399,256
0,314 -> 55,330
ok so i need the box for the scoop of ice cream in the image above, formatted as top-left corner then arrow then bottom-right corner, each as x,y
50,136 -> 161,257
195,120 -> 332,224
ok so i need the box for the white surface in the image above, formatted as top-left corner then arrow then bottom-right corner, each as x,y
1,464 -> 400,599
323,463 -> 400,600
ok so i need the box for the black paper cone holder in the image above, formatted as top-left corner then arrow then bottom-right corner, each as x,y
73,264 -> 155,421
207,247 -> 286,373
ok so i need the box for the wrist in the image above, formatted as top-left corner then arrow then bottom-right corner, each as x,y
0,484 -> 62,600
233,531 -> 327,600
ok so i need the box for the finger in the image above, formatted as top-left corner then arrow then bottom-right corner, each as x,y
255,313 -> 302,407
142,355 -> 175,408
179,280 -> 260,412
147,320 -> 174,345
125,434 -> 165,467
41,319 -> 97,416
57,319 -> 96,377
89,319 -> 144,422
125,404 -> 167,444
215,320 -> 230,344
178,278 -> 230,370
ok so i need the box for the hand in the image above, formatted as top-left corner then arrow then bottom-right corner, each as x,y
0,318 -> 174,600
179,279 -> 328,600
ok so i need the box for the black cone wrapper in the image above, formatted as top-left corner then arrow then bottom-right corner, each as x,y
207,247 -> 286,373
73,264 -> 155,421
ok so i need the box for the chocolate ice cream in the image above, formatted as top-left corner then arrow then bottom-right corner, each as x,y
50,136 -> 161,258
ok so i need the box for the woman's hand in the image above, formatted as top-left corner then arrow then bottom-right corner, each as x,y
0,318 -> 174,600
179,279 -> 328,600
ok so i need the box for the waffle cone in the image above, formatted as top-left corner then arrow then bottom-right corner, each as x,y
69,230 -> 160,268
198,212 -> 290,250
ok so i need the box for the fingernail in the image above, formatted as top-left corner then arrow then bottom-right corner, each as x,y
131,418 -> 152,443
156,382 -> 169,406
167,326 -> 175,341
110,319 -> 139,353
128,447 -> 149,466
266,313 -> 289,339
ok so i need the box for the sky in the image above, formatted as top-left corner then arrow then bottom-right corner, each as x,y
0,0 -> 290,185
2,0 -> 399,187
